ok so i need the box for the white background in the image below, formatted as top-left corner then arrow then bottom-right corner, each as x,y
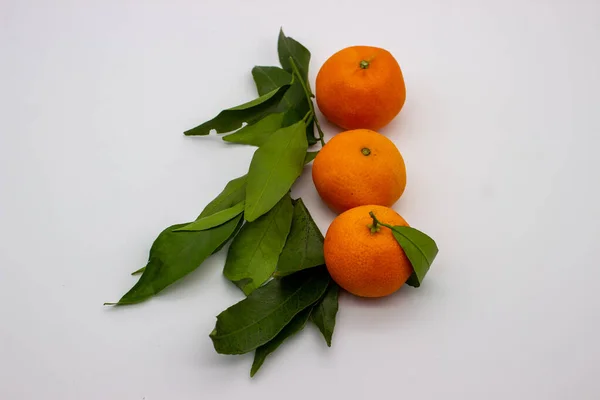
1,0 -> 599,399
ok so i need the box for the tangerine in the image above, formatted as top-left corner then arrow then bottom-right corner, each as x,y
324,205 -> 412,298
312,129 -> 406,213
316,46 -> 406,130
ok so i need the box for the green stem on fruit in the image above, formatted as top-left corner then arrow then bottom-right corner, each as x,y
368,211 -> 394,234
288,57 -> 326,147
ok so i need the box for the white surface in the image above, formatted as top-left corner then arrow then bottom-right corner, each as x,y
1,0 -> 600,399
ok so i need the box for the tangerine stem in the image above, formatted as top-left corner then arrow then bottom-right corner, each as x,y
288,57 -> 326,147
369,211 -> 394,231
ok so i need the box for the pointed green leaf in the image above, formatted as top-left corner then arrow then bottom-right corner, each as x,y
250,306 -> 313,377
275,198 -> 325,277
278,29 -> 311,83
222,113 -> 284,146
310,282 -> 339,347
390,226 -> 439,287
201,175 -> 247,217
252,66 -> 292,96
224,195 -> 294,295
108,175 -> 247,305
106,216 -> 242,305
184,84 -> 290,136
175,201 -> 245,232
245,121 -> 308,222
205,177 -> 247,254
210,267 -> 330,354
252,66 -> 316,145
202,175 -> 247,254
303,151 -> 319,164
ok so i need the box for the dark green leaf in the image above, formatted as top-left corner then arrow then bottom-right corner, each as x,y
210,266 -> 330,354
184,84 -> 290,136
175,201 -> 244,232
222,113 -> 284,147
224,195 -> 294,295
278,29 -> 311,84
106,216 -> 242,305
310,282 -> 339,347
275,198 -> 325,277
303,151 -> 318,164
250,306 -> 313,377
245,121 -> 308,222
279,82 -> 309,122
252,66 -> 292,96
390,226 -> 439,287
252,66 -> 316,146
305,120 -> 317,146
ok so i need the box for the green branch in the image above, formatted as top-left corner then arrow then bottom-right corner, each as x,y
288,57 -> 326,147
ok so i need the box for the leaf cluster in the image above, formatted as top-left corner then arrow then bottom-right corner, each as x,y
108,30 -> 338,376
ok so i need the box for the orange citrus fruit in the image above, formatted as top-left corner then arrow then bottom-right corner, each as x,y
312,129 -> 406,213
316,46 -> 406,131
324,205 -> 412,298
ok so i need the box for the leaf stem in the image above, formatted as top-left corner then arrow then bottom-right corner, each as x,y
288,57 -> 326,147
312,115 -> 326,148
302,110 -> 312,124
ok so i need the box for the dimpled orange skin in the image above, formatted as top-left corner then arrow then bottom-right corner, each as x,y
316,46 -> 406,131
312,129 -> 406,214
324,205 -> 413,298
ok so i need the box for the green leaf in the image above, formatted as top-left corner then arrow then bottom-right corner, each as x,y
278,28 -> 311,84
250,306 -> 313,377
201,175 -> 247,217
310,282 -> 339,347
252,66 -> 316,146
175,201 -> 244,232
107,216 -> 242,305
245,121 -> 308,222
305,122 -> 317,146
107,175 -> 248,305
205,177 -> 247,254
281,83 -> 316,145
224,195 -> 294,295
131,267 -> 145,276
390,226 -> 439,287
222,113 -> 284,147
210,266 -> 330,355
275,198 -> 325,277
213,216 -> 244,255
252,66 -> 292,96
303,151 -> 319,164
184,84 -> 291,136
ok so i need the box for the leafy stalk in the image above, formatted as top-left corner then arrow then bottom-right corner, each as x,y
288,57 -> 326,147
